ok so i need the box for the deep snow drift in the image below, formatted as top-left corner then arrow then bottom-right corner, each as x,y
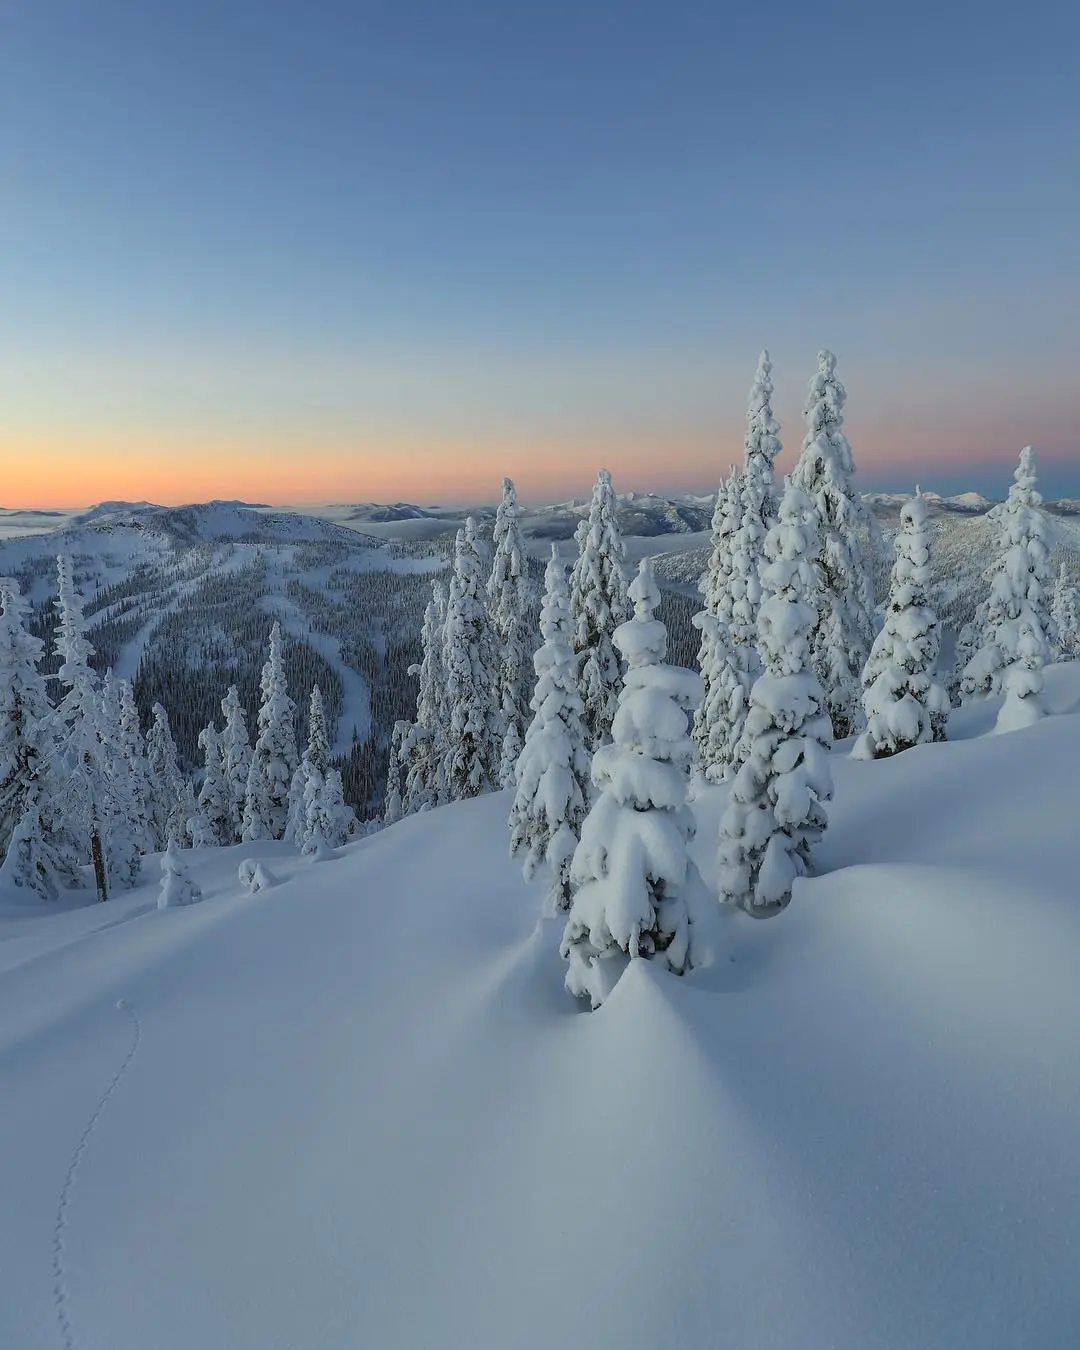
2,667 -> 1080,1350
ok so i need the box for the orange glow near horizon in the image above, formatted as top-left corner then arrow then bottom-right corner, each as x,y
1,424 -> 1074,509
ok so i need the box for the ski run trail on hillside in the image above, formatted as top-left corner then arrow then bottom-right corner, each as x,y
3,665 -> 1080,1350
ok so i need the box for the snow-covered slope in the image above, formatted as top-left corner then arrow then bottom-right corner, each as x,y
3,666 -> 1080,1349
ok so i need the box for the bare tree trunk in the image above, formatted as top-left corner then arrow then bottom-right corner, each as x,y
90,828 -> 109,903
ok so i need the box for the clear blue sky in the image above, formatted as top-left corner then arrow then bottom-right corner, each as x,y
1,0 -> 1078,504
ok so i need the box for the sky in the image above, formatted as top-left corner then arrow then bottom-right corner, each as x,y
1,0 -> 1078,507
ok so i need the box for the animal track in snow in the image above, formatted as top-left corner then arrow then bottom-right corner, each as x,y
51,998 -> 142,1350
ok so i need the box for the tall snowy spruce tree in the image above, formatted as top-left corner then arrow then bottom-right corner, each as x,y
729,349 -> 782,653
716,480 -> 833,915
220,684 -> 253,843
791,350 -> 875,739
191,724 -> 231,847
0,578 -> 57,858
382,719 -> 408,826
243,620 -> 298,841
146,702 -> 189,848
401,581 -> 449,814
52,555 -> 135,901
569,468 -> 629,751
286,684 -> 332,844
0,577 -> 82,899
1051,562 -> 1080,661
854,489 -> 949,757
99,671 -> 145,886
300,765 -> 356,854
116,677 -> 154,853
691,467 -> 743,780
961,446 -> 1053,732
440,518 -> 500,800
487,477 -> 533,787
508,546 -> 590,915
561,558 -> 706,1008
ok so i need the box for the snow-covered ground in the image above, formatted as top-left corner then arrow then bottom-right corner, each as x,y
3,667 -> 1080,1349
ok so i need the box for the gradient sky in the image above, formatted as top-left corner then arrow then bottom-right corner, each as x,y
2,0 -> 1078,506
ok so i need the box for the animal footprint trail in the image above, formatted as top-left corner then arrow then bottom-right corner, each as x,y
51,999 -> 142,1350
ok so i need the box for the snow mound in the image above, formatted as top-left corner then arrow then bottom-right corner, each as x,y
3,669 -> 1080,1348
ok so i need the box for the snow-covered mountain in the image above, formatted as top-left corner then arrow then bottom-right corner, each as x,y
2,664 -> 1079,1350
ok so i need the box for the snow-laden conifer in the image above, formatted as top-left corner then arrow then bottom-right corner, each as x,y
0,578 -> 58,858
854,489 -> 949,758
382,719 -> 408,826
286,684 -> 332,843
146,702 -> 188,849
157,840 -> 202,909
791,350 -> 875,739
51,555 -> 127,901
717,480 -> 833,914
402,582 -> 449,814
116,678 -> 154,853
0,577 -> 81,899
220,685 -> 252,843
300,766 -> 356,853
242,620 -> 298,840
1050,562 -> 1079,661
691,467 -> 744,780
561,558 -> 706,1008
961,447 -> 1053,731
569,468 -> 629,750
440,519 -> 499,799
730,350 -> 782,656
191,724 -> 231,846
508,546 -> 590,915
99,671 -> 145,886
487,477 -> 533,787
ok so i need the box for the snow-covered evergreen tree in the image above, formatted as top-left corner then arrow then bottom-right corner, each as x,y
0,578 -> 57,858
219,684 -> 252,843
191,724 -> 231,846
1050,562 -> 1079,661
0,577 -> 82,900
146,702 -> 188,849
716,480 -> 834,914
691,467 -> 745,780
98,671 -> 144,886
961,447 -> 1053,731
300,766 -> 356,853
440,519 -> 500,799
51,555 -> 127,901
382,719 -> 408,826
402,582 -> 448,814
854,489 -> 949,758
286,684 -> 333,843
116,678 -> 154,853
791,350 -> 875,739
242,620 -> 298,841
569,468 -> 629,751
157,840 -> 202,909
561,558 -> 706,1008
508,547 -> 590,915
487,477 -> 533,787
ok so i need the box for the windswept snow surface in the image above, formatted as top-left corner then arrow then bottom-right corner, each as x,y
3,669 -> 1080,1349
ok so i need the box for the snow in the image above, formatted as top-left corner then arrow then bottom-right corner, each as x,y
2,664 -> 1080,1346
